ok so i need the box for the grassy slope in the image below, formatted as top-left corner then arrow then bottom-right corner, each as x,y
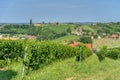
81,25 -> 95,32
45,24 -> 75,34
1,54 -> 120,80
93,38 -> 120,50
53,35 -> 79,44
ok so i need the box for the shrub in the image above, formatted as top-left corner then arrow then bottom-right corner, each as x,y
106,49 -> 120,60
0,40 -> 24,61
0,60 -> 6,68
80,36 -> 92,44
24,41 -> 80,70
77,44 -> 93,61
0,40 -> 93,70
96,46 -> 107,61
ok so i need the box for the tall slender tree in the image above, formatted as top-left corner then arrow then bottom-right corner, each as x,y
30,19 -> 33,27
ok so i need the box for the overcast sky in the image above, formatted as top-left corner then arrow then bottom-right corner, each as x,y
0,0 -> 120,23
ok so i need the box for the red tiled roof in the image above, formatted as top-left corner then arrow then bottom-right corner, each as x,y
69,44 -> 76,47
28,35 -> 36,39
69,42 -> 92,49
86,44 -> 92,49
111,34 -> 118,38
69,42 -> 81,47
73,42 -> 81,46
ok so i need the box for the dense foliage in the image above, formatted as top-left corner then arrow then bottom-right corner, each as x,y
0,24 -> 73,40
0,40 -> 24,60
106,49 -> 120,60
90,22 -> 120,35
0,60 -> 6,68
96,46 -> 107,61
0,40 -> 93,70
96,46 -> 120,61
80,36 -> 92,44
25,41 -> 80,70
77,44 -> 93,61
1,22 -> 120,40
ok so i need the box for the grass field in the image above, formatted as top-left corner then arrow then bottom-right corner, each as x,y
53,35 -> 79,44
54,37 -> 120,49
81,25 -> 95,32
93,38 -> 120,50
45,24 -> 75,34
1,54 -> 120,80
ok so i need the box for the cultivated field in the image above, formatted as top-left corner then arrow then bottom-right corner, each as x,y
93,38 -> 120,50
1,38 -> 120,80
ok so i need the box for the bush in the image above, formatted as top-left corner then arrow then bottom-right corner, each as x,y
80,36 -> 92,44
0,60 -> 6,68
77,44 -> 93,61
96,46 -> 107,61
106,49 -> 120,60
0,40 -> 93,70
25,41 -> 80,70
0,40 -> 24,61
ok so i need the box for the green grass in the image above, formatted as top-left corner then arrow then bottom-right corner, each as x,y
93,38 -> 120,50
0,70 -> 17,80
53,35 -> 79,44
1,54 -> 120,80
81,25 -> 95,32
45,24 -> 75,34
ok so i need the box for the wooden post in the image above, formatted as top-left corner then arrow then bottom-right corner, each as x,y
79,47 -> 82,62
22,46 -> 28,77
77,47 -> 82,62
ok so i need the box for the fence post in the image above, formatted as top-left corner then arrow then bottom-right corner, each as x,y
21,46 -> 28,77
79,47 -> 82,62
77,47 -> 82,62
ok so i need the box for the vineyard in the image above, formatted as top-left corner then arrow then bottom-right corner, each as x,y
0,40 -> 92,71
1,39 -> 120,80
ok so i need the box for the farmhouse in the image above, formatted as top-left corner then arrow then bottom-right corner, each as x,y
97,36 -> 101,39
27,35 -> 36,39
52,22 -> 59,25
34,23 -> 41,27
69,42 -> 92,50
69,42 -> 81,47
0,25 -> 4,29
0,35 -> 2,39
111,34 -> 118,39
73,28 -> 82,36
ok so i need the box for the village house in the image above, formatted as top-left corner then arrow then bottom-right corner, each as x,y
69,42 -> 92,50
27,35 -> 36,39
34,23 -> 41,27
97,36 -> 101,39
0,25 -> 3,28
73,28 -> 82,36
91,36 -> 94,39
111,34 -> 118,39
0,34 -> 2,39
52,22 -> 59,26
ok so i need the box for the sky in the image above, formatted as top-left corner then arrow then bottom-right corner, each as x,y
0,0 -> 120,23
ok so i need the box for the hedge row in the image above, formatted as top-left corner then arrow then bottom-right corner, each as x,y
76,44 -> 93,61
0,40 -> 93,70
0,40 -> 25,60
96,46 -> 120,61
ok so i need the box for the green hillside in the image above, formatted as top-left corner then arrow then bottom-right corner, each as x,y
1,54 -> 120,80
45,24 -> 75,34
93,38 -> 120,50
81,25 -> 95,32
53,35 -> 79,44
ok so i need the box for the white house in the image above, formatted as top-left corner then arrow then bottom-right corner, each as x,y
0,35 -> 2,38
